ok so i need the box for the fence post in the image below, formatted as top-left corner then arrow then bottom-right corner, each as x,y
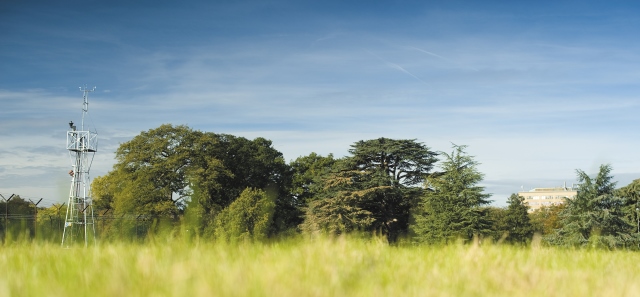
30,198 -> 42,240
100,209 -> 110,238
2,194 -> 15,239
55,203 -> 65,235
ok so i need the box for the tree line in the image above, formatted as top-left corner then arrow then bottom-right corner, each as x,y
4,124 -> 640,248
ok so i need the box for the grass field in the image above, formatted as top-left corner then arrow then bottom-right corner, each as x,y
2,237 -> 640,296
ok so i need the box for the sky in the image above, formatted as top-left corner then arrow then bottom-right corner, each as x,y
1,0 -> 640,206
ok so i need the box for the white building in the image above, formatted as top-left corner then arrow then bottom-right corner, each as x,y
519,184 -> 578,212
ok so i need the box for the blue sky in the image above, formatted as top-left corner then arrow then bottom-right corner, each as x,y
2,0 -> 640,206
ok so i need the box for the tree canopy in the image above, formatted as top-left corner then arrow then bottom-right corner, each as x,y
289,153 -> 337,208
73,124 -> 640,249
502,194 -> 534,244
412,144 -> 492,244
92,124 -> 294,238
618,179 -> 640,234
529,204 -> 566,236
213,188 -> 275,243
301,138 -> 438,242
548,164 -> 638,249
349,138 -> 438,187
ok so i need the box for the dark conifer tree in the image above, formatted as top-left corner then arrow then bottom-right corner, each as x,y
412,144 -> 491,244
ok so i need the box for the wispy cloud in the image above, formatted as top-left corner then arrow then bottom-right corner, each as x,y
3,1 -> 640,205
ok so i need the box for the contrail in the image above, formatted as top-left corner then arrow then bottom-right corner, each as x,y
311,32 -> 344,46
387,63 -> 429,85
408,46 -> 479,72
408,46 -> 449,60
366,50 -> 429,85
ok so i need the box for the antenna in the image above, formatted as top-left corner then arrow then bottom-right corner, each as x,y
79,86 -> 95,131
62,86 -> 98,247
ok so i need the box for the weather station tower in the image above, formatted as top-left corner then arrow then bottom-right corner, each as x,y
62,86 -> 98,247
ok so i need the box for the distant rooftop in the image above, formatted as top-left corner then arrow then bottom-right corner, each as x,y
527,187 -> 578,192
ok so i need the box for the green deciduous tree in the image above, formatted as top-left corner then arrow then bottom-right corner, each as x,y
411,144 -> 492,244
92,124 -> 294,240
213,188 -> 275,243
529,204 -> 565,236
548,164 -> 638,249
290,153 -> 337,206
1,196 -> 35,240
101,124 -> 195,219
35,204 -> 67,241
189,134 -> 293,236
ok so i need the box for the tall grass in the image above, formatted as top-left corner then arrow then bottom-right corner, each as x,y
2,236 -> 639,296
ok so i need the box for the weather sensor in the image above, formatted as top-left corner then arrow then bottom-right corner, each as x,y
62,86 -> 98,247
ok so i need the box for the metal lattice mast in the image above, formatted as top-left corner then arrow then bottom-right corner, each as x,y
62,86 -> 98,247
